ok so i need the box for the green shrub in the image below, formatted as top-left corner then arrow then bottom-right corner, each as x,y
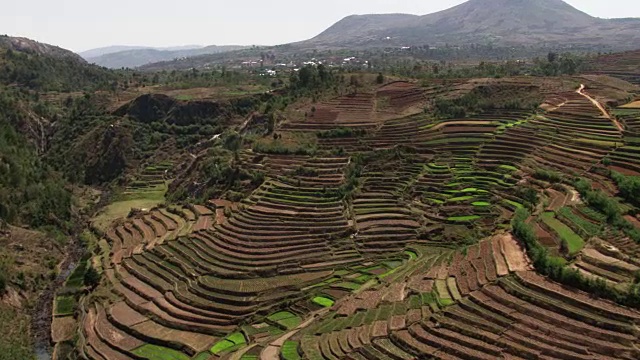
83,265 -> 101,289
514,186 -> 539,209
317,127 -> 366,139
252,141 -> 316,156
294,166 -> 319,177
533,169 -> 562,183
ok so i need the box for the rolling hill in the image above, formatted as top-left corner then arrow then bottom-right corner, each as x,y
303,0 -> 640,49
0,35 -> 86,63
0,35 -> 117,91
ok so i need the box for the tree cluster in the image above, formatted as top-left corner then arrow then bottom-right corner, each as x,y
511,209 -> 640,308
574,178 -> 640,243
530,52 -> 586,76
1,48 -> 116,91
611,171 -> 640,207
433,84 -> 542,119
0,91 -> 72,228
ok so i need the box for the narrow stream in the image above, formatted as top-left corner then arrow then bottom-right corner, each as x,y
31,237 -> 84,360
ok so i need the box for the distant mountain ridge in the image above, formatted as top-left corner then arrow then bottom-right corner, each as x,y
79,45 -> 204,59
302,0 -> 640,49
83,45 -> 249,69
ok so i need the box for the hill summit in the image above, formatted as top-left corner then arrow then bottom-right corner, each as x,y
305,0 -> 640,49
0,35 -> 85,63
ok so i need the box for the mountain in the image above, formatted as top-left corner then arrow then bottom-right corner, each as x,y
79,45 -> 203,59
304,0 -> 640,49
85,45 -> 248,69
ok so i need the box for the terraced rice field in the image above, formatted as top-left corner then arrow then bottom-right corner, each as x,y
76,77 -> 640,360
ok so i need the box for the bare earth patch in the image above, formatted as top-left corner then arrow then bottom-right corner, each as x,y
51,316 -> 77,343
491,236 -> 510,276
624,215 -> 640,229
582,248 -> 639,273
499,233 -> 531,272
620,100 -> 640,108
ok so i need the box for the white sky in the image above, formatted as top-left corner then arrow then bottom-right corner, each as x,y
2,0 -> 639,52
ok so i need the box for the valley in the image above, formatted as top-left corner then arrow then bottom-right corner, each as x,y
15,68 -> 640,360
1,1 -> 640,360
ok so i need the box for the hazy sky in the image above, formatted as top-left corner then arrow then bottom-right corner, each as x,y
3,0 -> 639,52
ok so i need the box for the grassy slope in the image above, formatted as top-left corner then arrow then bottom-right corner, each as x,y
92,184 -> 167,232
0,306 -> 35,360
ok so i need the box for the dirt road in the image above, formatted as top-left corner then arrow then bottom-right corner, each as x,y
260,308 -> 331,360
576,84 -> 624,132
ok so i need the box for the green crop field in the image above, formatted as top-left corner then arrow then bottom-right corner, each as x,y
558,207 -> 601,236
278,316 -> 302,329
132,344 -> 190,360
54,296 -> 76,316
193,352 -> 212,360
312,296 -> 335,307
448,215 -> 481,222
282,341 -> 302,360
210,333 -> 245,355
504,199 -> 524,209
541,212 -> 585,254
472,201 -> 491,206
449,195 -> 475,202
227,332 -> 246,345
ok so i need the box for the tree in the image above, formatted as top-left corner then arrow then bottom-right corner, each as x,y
559,56 -> 578,75
298,66 -> 315,88
267,113 -> 276,134
84,265 -> 100,289
515,186 -> 539,209
0,270 -> 6,294
223,131 -> 243,163
350,75 -> 361,94
547,52 -> 558,63
376,73 -> 385,84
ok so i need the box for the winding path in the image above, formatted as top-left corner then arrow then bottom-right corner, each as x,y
576,84 -> 624,132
